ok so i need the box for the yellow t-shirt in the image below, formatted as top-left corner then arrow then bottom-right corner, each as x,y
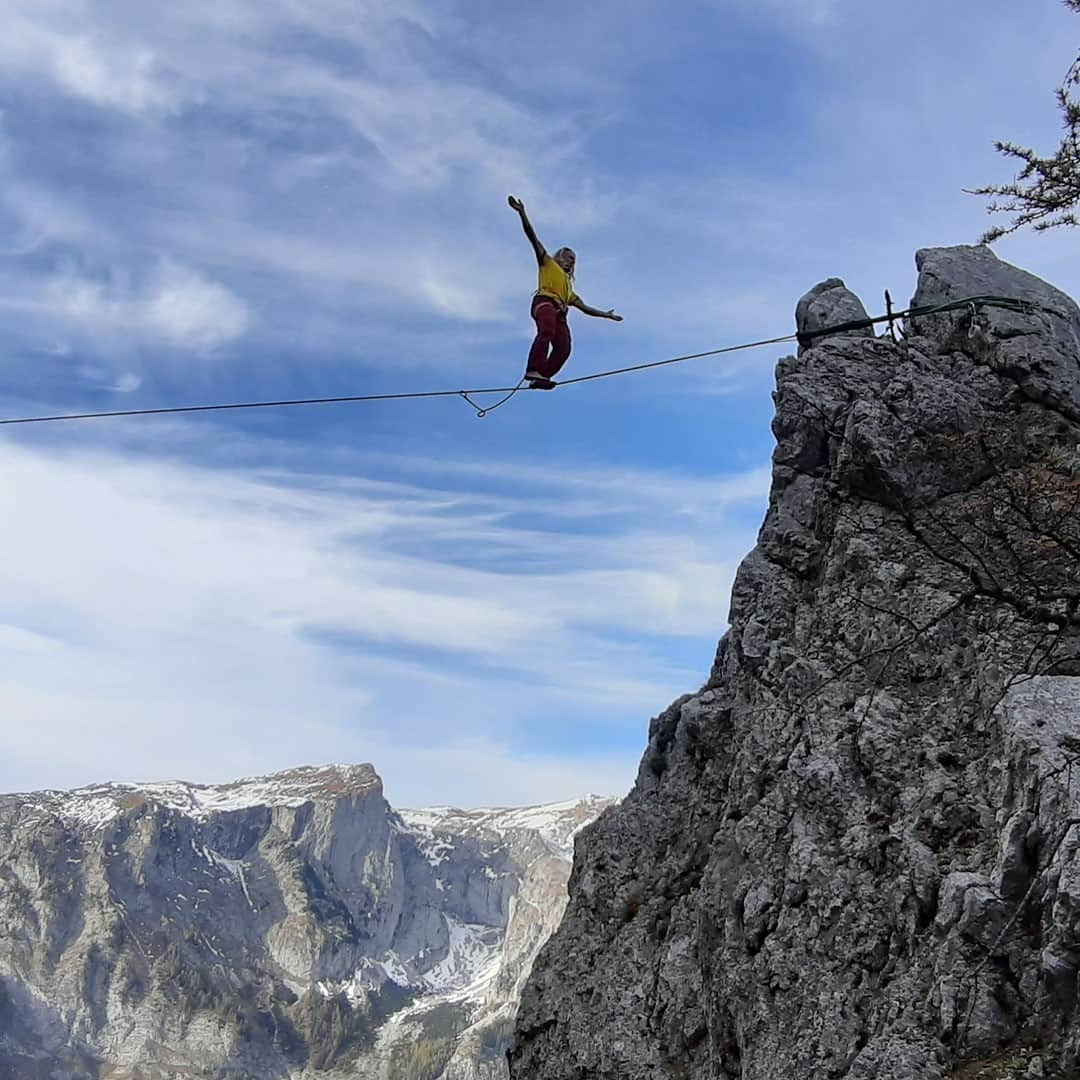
536,255 -> 576,308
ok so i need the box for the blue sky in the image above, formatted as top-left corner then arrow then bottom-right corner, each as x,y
1,0 -> 1078,807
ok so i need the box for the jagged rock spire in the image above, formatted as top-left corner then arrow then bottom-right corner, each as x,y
511,247 -> 1080,1080
795,277 -> 873,354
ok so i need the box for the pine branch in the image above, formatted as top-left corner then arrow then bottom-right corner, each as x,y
969,2 -> 1080,241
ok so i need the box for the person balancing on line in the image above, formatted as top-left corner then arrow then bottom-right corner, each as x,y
508,195 -> 622,389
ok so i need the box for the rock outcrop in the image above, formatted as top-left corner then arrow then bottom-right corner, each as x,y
510,246 -> 1080,1080
0,764 -> 610,1078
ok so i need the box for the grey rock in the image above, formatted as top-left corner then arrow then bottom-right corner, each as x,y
909,245 -> 1080,422
0,765 -> 611,1078
511,247 -> 1080,1080
846,1040 -> 944,1080
795,277 -> 874,354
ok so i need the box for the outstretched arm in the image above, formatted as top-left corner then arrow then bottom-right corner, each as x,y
570,296 -> 623,321
508,195 -> 546,266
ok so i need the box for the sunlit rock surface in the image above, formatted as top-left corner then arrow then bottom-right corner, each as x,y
0,763 -> 611,1078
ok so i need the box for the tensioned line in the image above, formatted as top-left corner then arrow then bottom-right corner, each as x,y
0,334 -> 801,425
0,294 -> 1059,427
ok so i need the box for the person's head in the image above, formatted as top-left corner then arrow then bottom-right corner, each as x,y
553,247 -> 576,277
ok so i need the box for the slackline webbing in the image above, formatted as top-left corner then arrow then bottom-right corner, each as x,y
0,293 -> 1062,426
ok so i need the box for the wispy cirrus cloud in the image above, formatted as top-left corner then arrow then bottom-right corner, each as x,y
42,260 -> 250,351
1,0 -> 1078,812
0,0 -> 603,386
0,6 -> 187,114
0,430 -> 766,803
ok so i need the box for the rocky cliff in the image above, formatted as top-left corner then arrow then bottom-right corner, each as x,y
510,246 -> 1080,1080
0,764 -> 610,1078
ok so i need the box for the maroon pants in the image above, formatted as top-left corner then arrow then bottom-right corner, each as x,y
526,297 -> 572,379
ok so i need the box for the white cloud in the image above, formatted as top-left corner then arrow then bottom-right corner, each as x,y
0,0 -> 603,347
728,0 -> 839,29
284,67 -> 563,192
2,0 -> 1076,812
0,5 -> 187,113
114,372 -> 143,393
0,435 -> 765,802
47,36 -> 169,112
142,263 -> 250,349
44,260 -> 249,351
379,739 -> 636,808
0,624 -> 55,653
0,1 -> 568,194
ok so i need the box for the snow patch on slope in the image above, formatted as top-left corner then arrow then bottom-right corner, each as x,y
423,916 -> 502,995
398,794 -> 610,861
402,822 -> 455,868
59,795 -> 124,831
9,764 -> 381,829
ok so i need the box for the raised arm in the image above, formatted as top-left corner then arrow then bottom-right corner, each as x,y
508,195 -> 546,266
570,296 -> 623,321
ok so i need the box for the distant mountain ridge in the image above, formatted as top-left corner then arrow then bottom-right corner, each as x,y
0,763 -> 613,1079
14,763 -> 385,828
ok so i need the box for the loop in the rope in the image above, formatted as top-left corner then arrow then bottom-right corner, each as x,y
459,391 -> 486,418
459,379 -> 527,419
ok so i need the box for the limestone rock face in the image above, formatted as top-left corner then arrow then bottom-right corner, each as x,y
0,764 -> 611,1078
795,277 -> 873,354
910,245 -> 1080,422
510,246 -> 1080,1080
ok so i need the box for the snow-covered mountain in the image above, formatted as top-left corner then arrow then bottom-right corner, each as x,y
0,764 -> 613,1078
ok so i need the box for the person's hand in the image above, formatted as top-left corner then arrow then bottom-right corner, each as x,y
508,195 -> 525,213
606,310 -> 623,321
